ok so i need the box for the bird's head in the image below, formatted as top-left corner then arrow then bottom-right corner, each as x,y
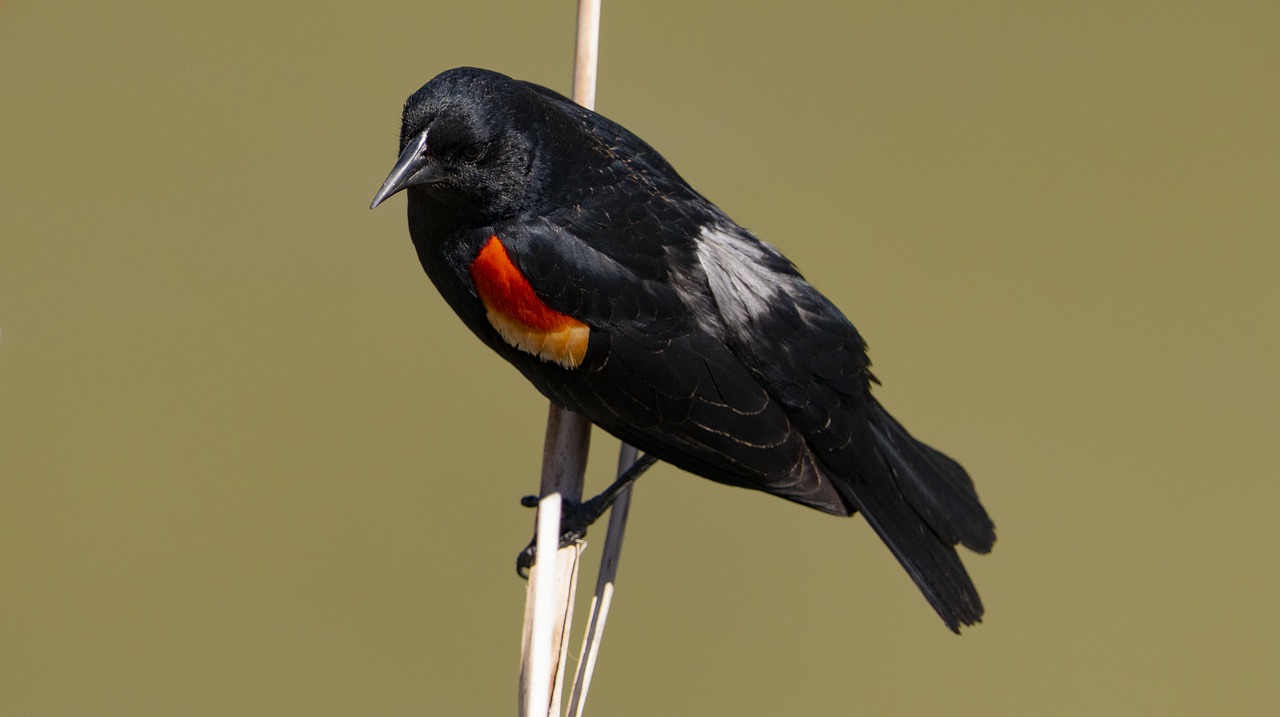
370,67 -> 558,224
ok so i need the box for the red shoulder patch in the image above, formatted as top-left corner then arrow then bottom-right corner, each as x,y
468,236 -> 589,368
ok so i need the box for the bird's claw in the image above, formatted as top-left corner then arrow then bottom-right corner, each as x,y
514,495 -> 596,579
514,527 -> 587,578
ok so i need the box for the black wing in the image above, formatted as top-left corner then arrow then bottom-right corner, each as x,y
489,215 -> 849,515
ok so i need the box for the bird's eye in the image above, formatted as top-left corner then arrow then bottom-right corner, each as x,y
459,143 -> 485,163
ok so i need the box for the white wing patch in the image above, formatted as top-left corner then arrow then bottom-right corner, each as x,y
695,225 -> 806,329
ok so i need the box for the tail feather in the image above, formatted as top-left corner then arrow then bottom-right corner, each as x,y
867,405 -> 996,554
828,401 -> 996,632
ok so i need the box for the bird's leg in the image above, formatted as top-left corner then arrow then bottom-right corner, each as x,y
516,453 -> 659,577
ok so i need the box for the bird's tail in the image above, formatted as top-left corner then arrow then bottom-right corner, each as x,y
831,400 -> 996,632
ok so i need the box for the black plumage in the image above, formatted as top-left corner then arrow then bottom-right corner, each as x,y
371,67 -> 995,631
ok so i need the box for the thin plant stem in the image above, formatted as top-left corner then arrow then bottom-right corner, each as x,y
572,0 -> 601,110
518,1 -> 609,715
520,407 -> 591,717
567,444 -> 638,716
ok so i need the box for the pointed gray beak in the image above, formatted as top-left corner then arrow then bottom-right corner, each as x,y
370,131 -> 439,209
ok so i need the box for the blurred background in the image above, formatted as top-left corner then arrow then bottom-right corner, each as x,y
2,1 -> 1277,714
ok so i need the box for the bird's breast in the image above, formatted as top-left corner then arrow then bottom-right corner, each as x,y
467,235 -> 589,369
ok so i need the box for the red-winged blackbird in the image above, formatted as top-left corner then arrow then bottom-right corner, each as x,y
371,67 -> 995,632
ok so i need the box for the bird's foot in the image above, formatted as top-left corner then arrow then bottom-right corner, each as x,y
515,494 -> 602,578
513,452 -> 658,579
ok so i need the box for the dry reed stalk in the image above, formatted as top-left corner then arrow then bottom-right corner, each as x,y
518,6 -> 610,715
520,407 -> 590,717
566,444 -> 639,717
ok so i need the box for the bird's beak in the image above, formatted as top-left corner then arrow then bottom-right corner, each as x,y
369,131 -> 440,209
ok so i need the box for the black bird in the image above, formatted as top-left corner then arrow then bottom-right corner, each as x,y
371,67 -> 995,632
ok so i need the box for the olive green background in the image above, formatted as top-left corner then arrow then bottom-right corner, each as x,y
2,1 -> 1277,715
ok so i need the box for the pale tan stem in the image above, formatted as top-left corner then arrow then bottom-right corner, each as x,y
518,2 -> 608,715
